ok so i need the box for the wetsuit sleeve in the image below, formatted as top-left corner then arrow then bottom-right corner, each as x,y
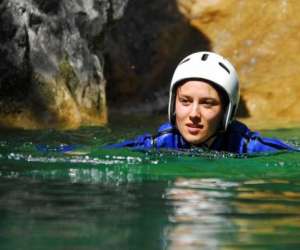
105,122 -> 182,150
246,135 -> 298,154
105,133 -> 154,150
224,121 -> 298,154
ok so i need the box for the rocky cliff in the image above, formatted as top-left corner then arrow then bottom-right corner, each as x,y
177,0 -> 300,128
0,0 -> 127,129
1,0 -> 299,129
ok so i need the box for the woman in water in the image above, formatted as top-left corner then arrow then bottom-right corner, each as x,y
111,51 -> 296,154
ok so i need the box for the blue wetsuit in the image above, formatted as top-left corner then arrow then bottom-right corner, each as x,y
110,120 -> 296,154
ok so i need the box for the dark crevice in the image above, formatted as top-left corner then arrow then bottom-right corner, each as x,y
0,6 -> 31,112
103,0 -> 212,116
107,0 -> 114,24
32,0 -> 61,15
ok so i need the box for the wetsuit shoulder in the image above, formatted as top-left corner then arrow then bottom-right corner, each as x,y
227,120 -> 297,154
153,122 -> 189,149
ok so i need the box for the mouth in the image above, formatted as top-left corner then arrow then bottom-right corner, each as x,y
186,123 -> 204,135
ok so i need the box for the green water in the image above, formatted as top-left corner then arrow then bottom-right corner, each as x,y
1,116 -> 300,250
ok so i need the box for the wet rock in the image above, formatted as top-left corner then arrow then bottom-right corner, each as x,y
177,0 -> 300,128
0,0 -> 127,129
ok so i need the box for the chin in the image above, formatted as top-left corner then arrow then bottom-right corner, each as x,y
184,135 -> 207,145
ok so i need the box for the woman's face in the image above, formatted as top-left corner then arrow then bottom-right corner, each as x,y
175,80 -> 224,146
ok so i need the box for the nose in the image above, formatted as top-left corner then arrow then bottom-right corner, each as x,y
189,103 -> 201,123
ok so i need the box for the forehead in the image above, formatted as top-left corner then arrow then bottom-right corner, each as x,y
177,80 -> 220,98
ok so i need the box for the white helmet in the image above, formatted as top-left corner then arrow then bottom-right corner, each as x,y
168,51 -> 240,131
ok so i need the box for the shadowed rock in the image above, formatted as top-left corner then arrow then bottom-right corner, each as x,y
0,0 -> 128,129
103,0 -> 211,115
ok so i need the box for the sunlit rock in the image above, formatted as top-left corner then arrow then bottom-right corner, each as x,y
0,0 -> 127,129
177,0 -> 300,128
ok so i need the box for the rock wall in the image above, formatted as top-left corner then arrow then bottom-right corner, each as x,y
177,0 -> 300,128
0,0 -> 127,129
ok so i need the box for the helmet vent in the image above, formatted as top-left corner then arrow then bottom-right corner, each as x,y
179,58 -> 190,65
218,62 -> 230,74
201,54 -> 209,61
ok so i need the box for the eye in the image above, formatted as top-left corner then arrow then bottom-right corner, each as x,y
179,97 -> 190,106
203,103 -> 213,108
202,99 -> 217,108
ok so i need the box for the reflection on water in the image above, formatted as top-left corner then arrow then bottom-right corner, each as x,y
165,179 -> 238,250
0,178 -> 170,250
164,178 -> 300,250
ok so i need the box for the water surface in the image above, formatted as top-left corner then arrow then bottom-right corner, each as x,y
1,116 -> 300,250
